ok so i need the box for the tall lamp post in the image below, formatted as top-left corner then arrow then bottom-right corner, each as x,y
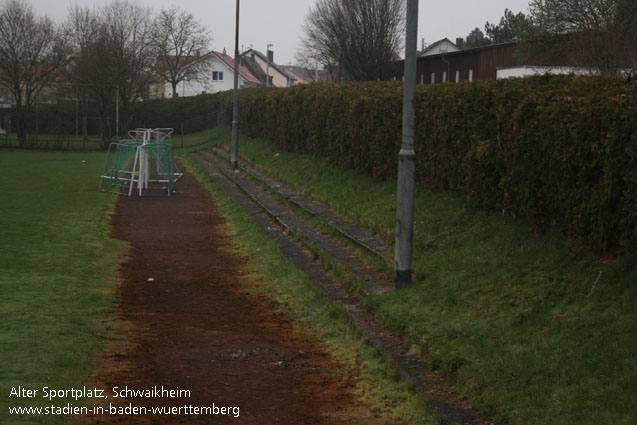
395,0 -> 419,289
231,0 -> 241,171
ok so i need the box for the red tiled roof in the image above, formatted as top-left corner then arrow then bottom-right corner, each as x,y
155,52 -> 260,85
212,51 -> 261,85
156,55 -> 201,71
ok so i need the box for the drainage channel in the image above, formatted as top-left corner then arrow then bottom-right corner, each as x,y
199,150 -> 393,296
209,146 -> 392,266
191,152 -> 486,425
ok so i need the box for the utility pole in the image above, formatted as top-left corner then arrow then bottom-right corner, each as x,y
231,0 -> 241,171
395,0 -> 419,289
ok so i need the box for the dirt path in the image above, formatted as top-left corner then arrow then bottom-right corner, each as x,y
85,171 -> 381,424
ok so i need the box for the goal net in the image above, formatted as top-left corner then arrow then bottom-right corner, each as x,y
100,128 -> 183,196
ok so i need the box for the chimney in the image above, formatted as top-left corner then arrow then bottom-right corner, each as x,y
456,37 -> 464,50
267,49 -> 274,62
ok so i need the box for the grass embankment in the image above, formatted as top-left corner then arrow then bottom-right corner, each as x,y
0,151 -> 124,424
179,151 -> 436,424
204,126 -> 636,425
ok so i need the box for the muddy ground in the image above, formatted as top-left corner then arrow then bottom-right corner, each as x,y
84,172 -> 390,424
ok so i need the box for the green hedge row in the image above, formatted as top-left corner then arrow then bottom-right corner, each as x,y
128,94 -> 227,135
3,102 -> 99,135
216,76 -> 636,250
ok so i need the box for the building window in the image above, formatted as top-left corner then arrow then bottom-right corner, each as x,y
469,69 -> 473,82
213,71 -> 224,81
443,71 -> 447,82
431,73 -> 435,84
456,70 -> 460,82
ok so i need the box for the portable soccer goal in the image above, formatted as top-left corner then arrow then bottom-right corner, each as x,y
100,128 -> 183,196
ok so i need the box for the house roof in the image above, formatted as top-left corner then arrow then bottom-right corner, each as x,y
418,40 -> 518,60
155,51 -> 261,85
419,38 -> 460,57
280,65 -> 311,83
242,49 -> 296,84
156,54 -> 206,71
212,51 -> 261,85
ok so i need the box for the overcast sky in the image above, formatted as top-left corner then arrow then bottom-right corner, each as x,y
26,0 -> 532,65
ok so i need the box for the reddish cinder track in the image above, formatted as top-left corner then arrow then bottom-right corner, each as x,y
82,171 -> 386,424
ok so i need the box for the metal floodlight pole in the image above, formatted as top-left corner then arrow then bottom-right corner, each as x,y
395,0 -> 419,289
231,0 -> 241,171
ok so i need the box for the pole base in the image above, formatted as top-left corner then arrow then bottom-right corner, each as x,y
395,269 -> 412,289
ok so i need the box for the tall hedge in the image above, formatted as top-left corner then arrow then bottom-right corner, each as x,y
128,93 -> 229,134
213,76 -> 636,250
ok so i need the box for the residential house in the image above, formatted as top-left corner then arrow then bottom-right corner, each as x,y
279,65 -> 335,83
240,49 -> 297,87
419,38 -> 462,57
279,65 -> 312,84
159,50 -> 261,98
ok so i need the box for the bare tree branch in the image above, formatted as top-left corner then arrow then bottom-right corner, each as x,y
65,0 -> 156,143
150,8 -> 212,98
0,0 -> 68,146
297,0 -> 404,82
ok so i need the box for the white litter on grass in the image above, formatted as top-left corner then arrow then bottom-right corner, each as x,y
81,160 -> 86,163
273,153 -> 280,157
147,277 -> 154,282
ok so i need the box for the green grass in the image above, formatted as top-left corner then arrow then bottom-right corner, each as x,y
0,134 -> 106,151
208,126 -> 636,425
170,128 -> 219,149
0,128 -> 218,151
0,151 -> 124,424
180,150 -> 438,424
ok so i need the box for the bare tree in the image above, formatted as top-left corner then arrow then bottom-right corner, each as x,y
101,1 -> 155,128
151,8 -> 212,98
0,0 -> 68,147
529,0 -> 637,74
66,5 -> 116,143
66,0 -> 155,144
297,0 -> 405,82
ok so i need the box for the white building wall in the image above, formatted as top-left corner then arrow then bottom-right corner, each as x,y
497,66 -> 597,79
254,55 -> 290,87
164,56 -> 246,98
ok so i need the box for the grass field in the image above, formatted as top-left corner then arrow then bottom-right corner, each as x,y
205,126 -> 636,425
0,151 -> 124,424
0,128 -> 217,151
2,127 -> 634,425
0,132 -> 216,423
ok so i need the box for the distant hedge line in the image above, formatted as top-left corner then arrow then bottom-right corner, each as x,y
211,76 -> 635,250
128,94 -> 223,134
